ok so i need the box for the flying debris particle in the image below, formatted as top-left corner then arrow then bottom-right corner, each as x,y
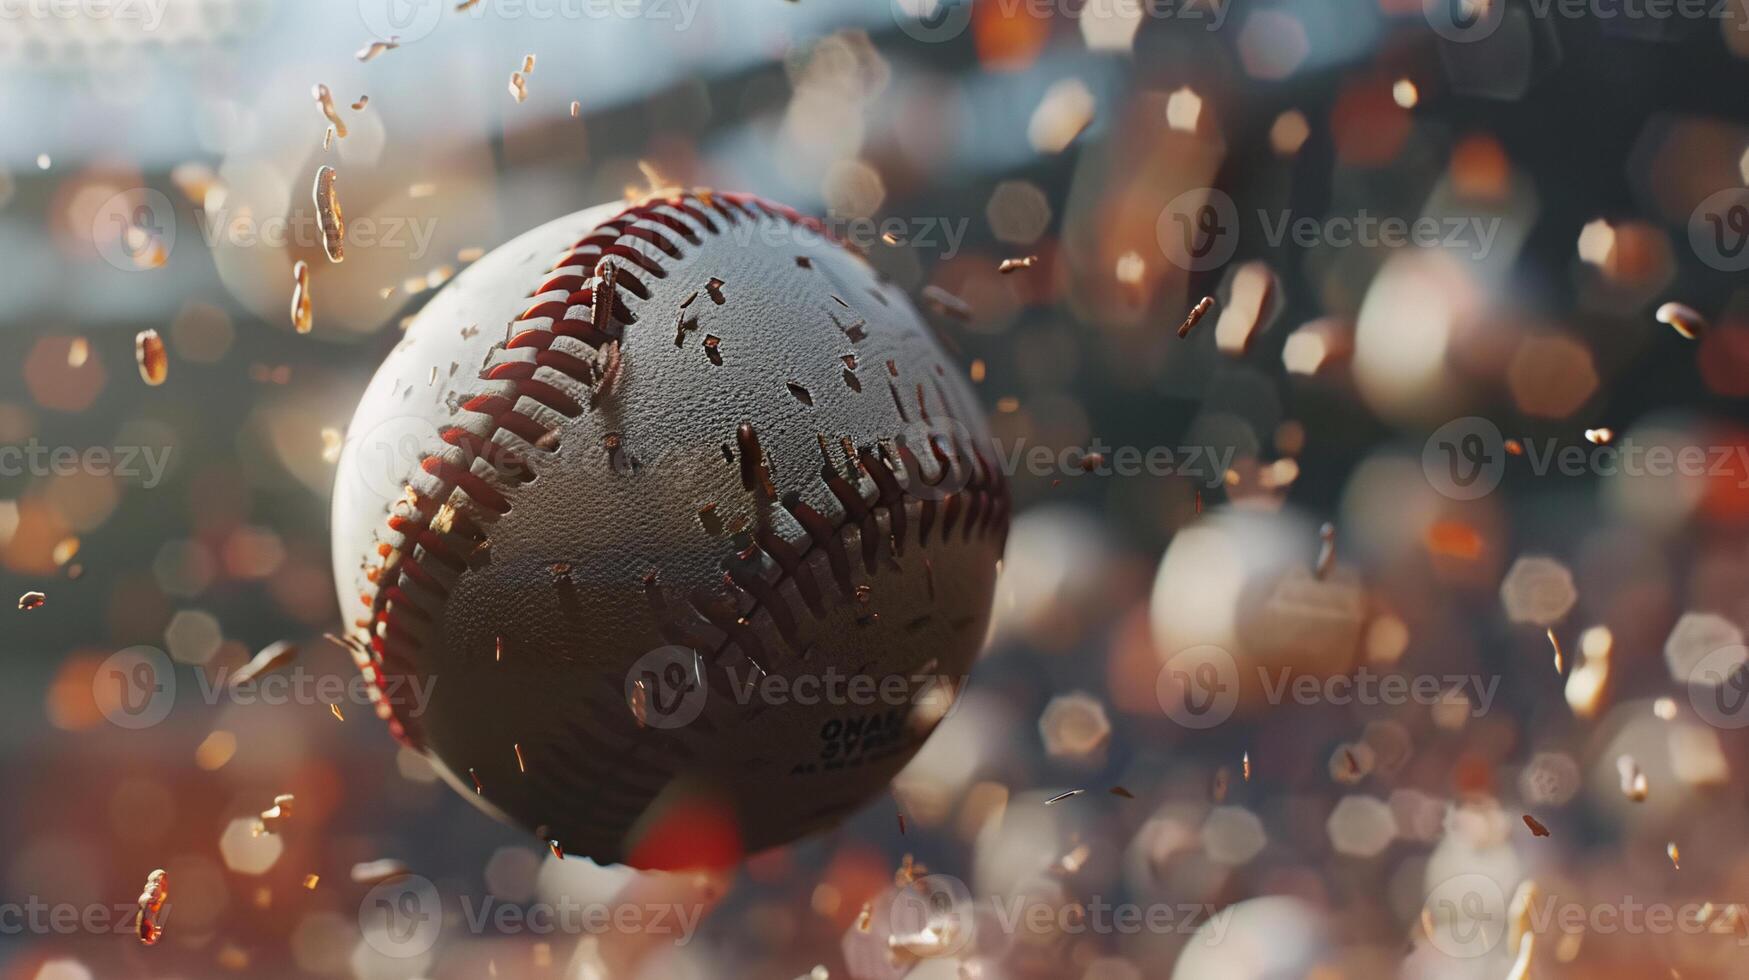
1547,628 -> 1565,674
514,743 -> 527,773
329,703 -> 344,722
469,768 -> 483,793
255,793 -> 295,836
1109,785 -> 1134,798
456,0 -> 479,8
634,160 -> 677,199
629,677 -> 649,727
495,636 -> 504,662
1668,842 -> 1681,869
350,859 -> 409,885
356,38 -> 399,61
135,329 -> 168,385
312,84 -> 348,139
856,903 -> 873,933
736,422 -> 774,498
1655,301 -> 1705,340
549,839 -> 564,859
921,285 -> 971,321
1618,756 -> 1648,802
52,537 -> 78,569
1523,814 -> 1551,837
509,72 -> 528,103
570,100 -> 580,117
313,166 -> 345,263
291,260 -> 313,333
36,153 -> 50,170
1177,295 -> 1215,338
998,255 -> 1039,274
897,812 -> 906,835
1315,522 -> 1336,578
1584,428 -> 1614,445
68,337 -> 89,367
1506,933 -> 1535,980
1505,438 -> 1524,456
321,427 -> 343,463
521,53 -> 536,73
1243,751 -> 1252,781
351,95 -> 369,110
323,126 -> 334,150
303,874 -> 320,890
18,591 -> 44,611
969,359 -> 985,383
1654,697 -> 1678,720
231,641 -> 298,689
135,869 -> 169,946
1044,789 -> 1085,806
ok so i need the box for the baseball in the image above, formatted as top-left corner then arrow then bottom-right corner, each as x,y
330,190 -> 1008,869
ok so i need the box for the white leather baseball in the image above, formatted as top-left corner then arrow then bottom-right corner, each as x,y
331,191 -> 1007,868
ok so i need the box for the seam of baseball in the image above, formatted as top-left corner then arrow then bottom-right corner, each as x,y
352,189 -> 1010,757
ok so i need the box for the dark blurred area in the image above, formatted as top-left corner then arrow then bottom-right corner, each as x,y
5,1 -> 1749,977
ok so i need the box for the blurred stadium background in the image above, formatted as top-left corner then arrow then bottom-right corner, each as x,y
4,0 -> 1749,977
